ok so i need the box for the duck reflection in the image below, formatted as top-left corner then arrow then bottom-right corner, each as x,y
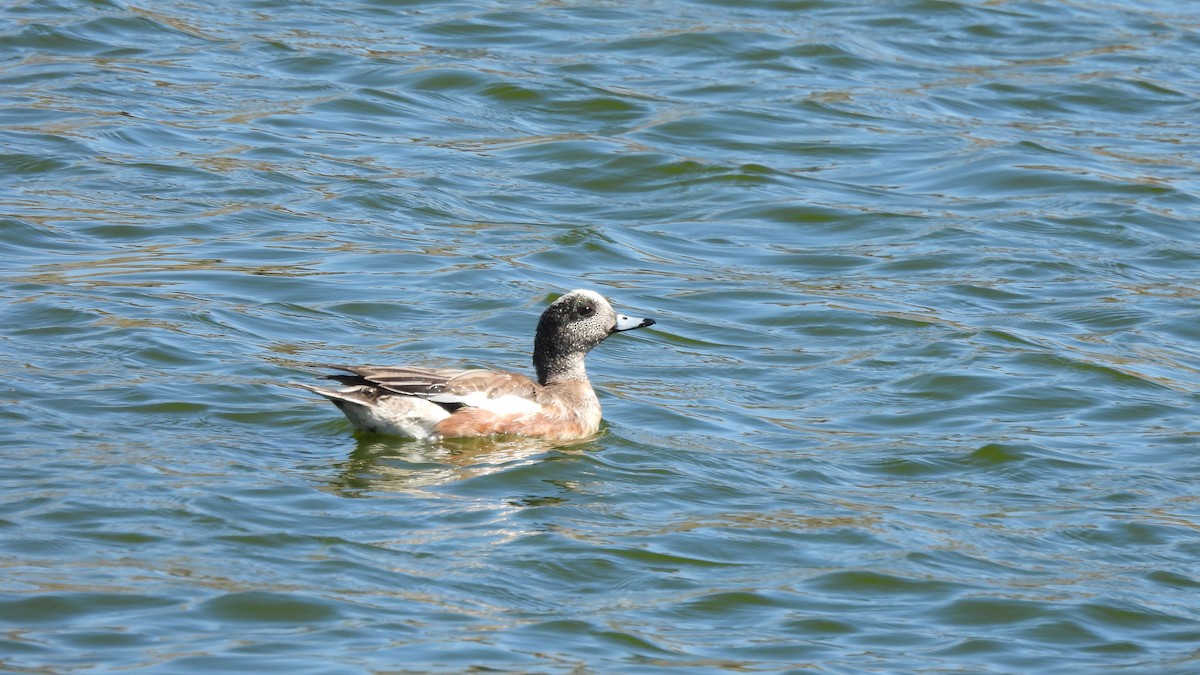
323,432 -> 600,495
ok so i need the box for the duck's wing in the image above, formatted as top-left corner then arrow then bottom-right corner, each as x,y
322,365 -> 464,394
319,365 -> 541,414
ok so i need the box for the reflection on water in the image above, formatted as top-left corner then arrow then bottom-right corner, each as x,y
325,434 -> 600,494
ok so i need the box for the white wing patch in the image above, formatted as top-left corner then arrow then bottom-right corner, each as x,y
436,391 -> 542,416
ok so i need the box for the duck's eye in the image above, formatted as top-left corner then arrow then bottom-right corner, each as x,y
578,303 -> 595,317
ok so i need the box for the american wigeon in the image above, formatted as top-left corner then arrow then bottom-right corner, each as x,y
296,289 -> 656,440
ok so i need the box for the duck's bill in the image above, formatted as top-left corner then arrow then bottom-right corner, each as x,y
613,315 -> 656,332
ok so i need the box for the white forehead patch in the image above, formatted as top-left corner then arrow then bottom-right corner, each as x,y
562,288 -> 608,308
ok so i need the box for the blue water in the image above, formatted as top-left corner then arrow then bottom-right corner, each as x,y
3,1 -> 1200,672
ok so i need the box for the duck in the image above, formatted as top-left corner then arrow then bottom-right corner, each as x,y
295,289 -> 656,440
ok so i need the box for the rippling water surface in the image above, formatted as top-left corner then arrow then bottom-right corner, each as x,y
3,0 -> 1200,672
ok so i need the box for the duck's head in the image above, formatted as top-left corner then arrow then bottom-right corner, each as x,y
533,289 -> 655,385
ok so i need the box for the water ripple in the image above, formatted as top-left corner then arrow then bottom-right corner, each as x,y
3,0 -> 1200,672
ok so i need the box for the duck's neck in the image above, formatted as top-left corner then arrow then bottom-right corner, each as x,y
534,346 -> 589,386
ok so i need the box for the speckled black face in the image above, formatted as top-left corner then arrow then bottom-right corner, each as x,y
532,289 -> 655,384
533,290 -> 623,384
575,299 -> 596,319
538,292 -> 615,348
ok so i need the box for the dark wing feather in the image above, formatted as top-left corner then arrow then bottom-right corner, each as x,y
316,365 -> 540,412
325,366 -> 460,392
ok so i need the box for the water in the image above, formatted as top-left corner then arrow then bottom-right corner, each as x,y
3,0 -> 1200,672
